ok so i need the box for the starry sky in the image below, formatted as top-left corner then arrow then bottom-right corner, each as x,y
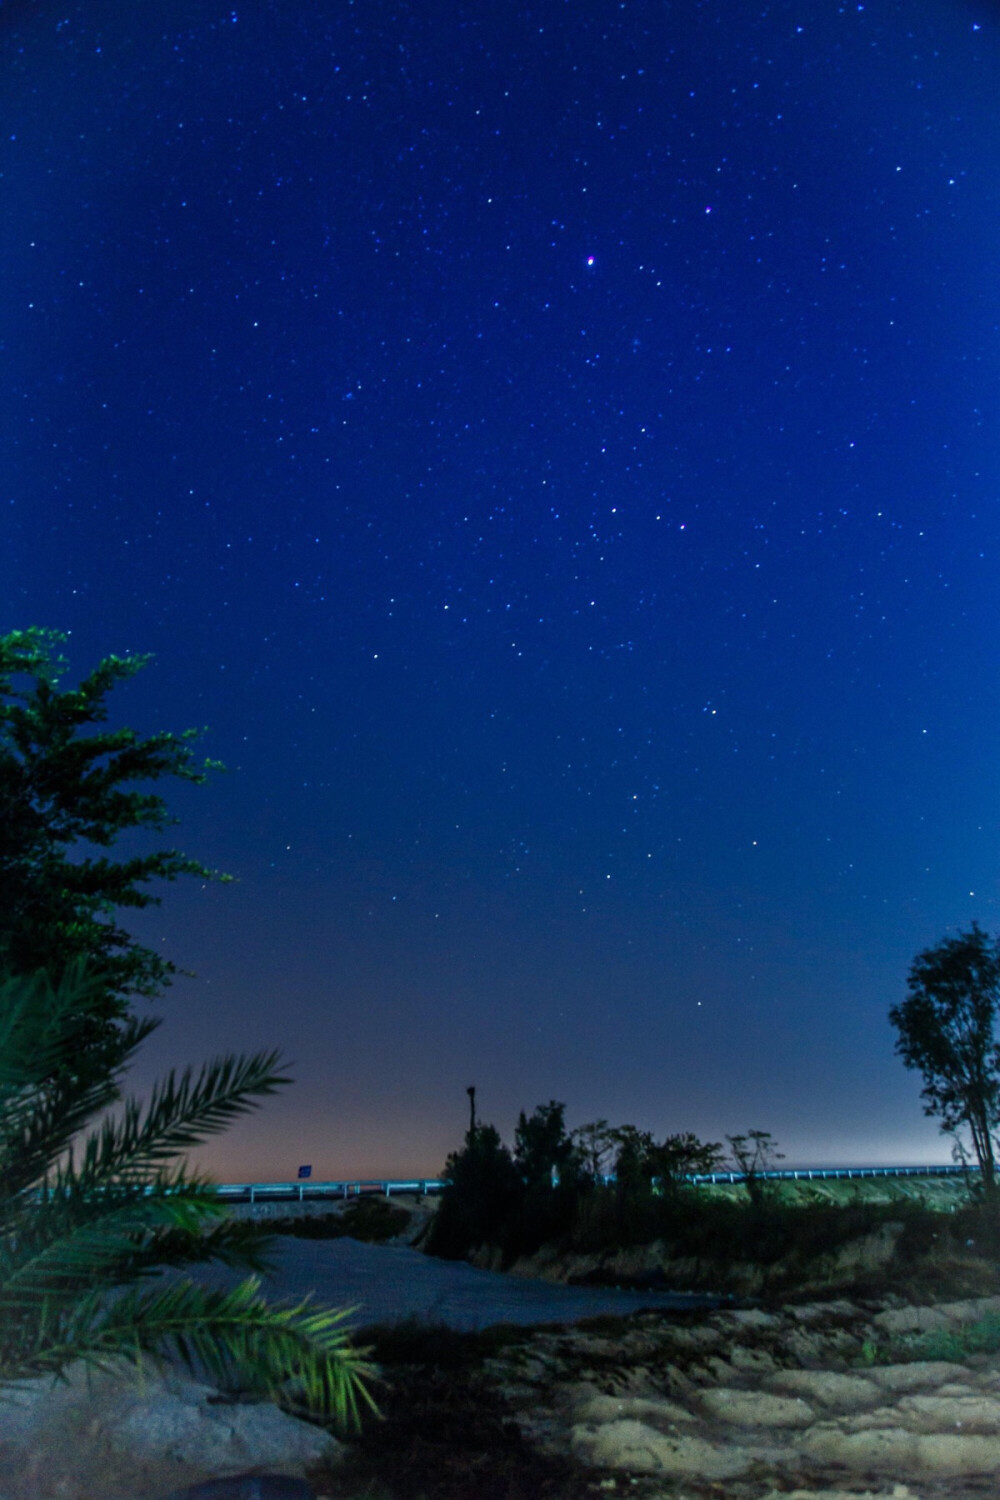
4,0 -> 1000,1182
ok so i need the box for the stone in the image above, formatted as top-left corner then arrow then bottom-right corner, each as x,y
728,1344 -> 778,1374
865,1360 -> 969,1392
896,1391 -> 1000,1430
837,1403 -> 921,1433
936,1295 -> 1000,1322
0,1358 -> 341,1500
697,1387 -> 815,1427
761,1491 -> 914,1500
723,1308 -> 780,1330
799,1424 -> 922,1470
570,1417 -> 764,1477
914,1431 -> 1000,1473
765,1368 -> 878,1409
488,1294 -> 1000,1493
570,1392 -> 695,1426
788,1299 -> 863,1322
873,1305 -> 954,1335
804,1419 -> 1000,1476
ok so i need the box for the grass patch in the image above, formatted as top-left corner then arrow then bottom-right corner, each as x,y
908,1311 -> 1000,1363
855,1308 -> 1000,1369
694,1173 -> 978,1212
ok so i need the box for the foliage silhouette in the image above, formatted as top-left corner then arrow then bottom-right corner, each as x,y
890,923 -> 1000,1197
513,1100 -> 583,1188
726,1129 -> 784,1208
426,1122 -> 523,1260
569,1118 -> 616,1179
0,628 -> 227,1035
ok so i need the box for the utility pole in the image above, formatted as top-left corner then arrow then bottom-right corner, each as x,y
466,1085 -> 476,1138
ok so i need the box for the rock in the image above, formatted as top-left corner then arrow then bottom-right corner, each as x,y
797,1418 -> 1000,1476
896,1391 -> 1000,1429
658,1323 -> 723,1352
487,1293 -> 1000,1494
874,1304 -> 954,1335
765,1368 -> 878,1410
697,1387 -> 815,1427
761,1491 -> 915,1500
727,1343 -> 778,1374
570,1417 -> 770,1477
787,1298 -> 862,1322
724,1308 -> 780,1329
865,1360 -> 968,1392
570,1392 -> 695,1425
799,1423 -> 923,1470
914,1431 -> 1000,1473
0,1358 -> 341,1500
933,1294 -> 1000,1323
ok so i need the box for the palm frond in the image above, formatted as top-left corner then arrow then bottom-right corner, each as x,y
0,963 -> 110,1085
0,961 -> 376,1430
0,964 -> 157,1202
1,1276 -> 380,1431
68,1051 -> 291,1191
10,1203 -> 275,1299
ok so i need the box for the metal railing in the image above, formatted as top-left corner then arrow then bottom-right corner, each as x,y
215,1163 -> 971,1204
688,1163 -> 972,1186
214,1178 -> 444,1204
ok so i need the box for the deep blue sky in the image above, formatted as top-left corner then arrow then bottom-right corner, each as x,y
4,0 -> 1000,1180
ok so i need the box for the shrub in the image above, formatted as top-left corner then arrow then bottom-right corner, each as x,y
426,1124 -> 523,1260
268,1198 -> 411,1242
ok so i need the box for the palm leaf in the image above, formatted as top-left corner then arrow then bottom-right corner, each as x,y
68,1051 -> 291,1192
0,963 -> 377,1429
1,1276 -> 380,1431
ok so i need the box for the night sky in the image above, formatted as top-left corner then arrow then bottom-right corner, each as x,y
4,0 -> 1000,1182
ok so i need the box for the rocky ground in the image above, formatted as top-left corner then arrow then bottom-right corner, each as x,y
8,1188 -> 1000,1500
464,1294 -> 1000,1500
0,1357 -> 342,1500
7,1294 -> 1000,1498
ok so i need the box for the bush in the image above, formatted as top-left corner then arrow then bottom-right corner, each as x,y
268,1198 -> 411,1242
426,1124 -> 523,1260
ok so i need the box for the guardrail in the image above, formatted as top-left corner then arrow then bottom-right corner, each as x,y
215,1178 -> 445,1204
688,1164 -> 972,1185
215,1163 -> 972,1204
